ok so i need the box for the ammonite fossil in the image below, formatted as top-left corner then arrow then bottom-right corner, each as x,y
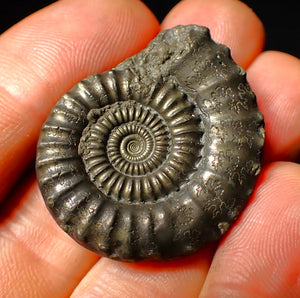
36,25 -> 265,262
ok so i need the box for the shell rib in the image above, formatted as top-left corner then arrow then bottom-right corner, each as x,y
36,25 -> 265,261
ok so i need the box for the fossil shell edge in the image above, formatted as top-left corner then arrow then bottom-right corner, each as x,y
36,25 -> 265,262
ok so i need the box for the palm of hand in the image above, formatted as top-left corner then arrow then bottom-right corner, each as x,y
0,0 -> 299,297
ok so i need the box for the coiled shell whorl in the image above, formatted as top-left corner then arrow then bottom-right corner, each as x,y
36,25 -> 265,262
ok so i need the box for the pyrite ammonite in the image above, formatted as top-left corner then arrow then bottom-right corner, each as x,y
36,25 -> 265,262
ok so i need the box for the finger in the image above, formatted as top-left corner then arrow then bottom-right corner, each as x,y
0,173 -> 99,297
200,162 -> 300,297
0,0 -> 159,201
161,0 -> 265,68
71,246 -> 215,297
247,51 -> 300,162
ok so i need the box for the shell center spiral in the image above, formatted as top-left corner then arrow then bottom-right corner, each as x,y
123,135 -> 144,156
118,130 -> 150,161
106,120 -> 167,176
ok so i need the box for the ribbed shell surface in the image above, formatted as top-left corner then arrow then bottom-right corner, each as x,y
36,25 -> 265,261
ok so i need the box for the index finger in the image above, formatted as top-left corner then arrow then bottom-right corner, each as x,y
0,0 -> 159,201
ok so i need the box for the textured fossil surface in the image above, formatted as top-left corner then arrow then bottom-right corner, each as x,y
36,25 -> 265,262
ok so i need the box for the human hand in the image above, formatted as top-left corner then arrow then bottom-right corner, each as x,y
0,0 -> 299,297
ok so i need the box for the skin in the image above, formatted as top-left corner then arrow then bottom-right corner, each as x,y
0,0 -> 299,296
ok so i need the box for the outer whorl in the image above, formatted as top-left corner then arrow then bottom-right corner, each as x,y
36,25 -> 265,262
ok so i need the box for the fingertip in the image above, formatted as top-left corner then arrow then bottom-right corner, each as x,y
247,51 -> 300,162
71,245 -> 215,297
200,162 -> 300,297
162,0 -> 265,68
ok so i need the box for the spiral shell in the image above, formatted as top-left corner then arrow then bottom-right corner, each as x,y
36,25 -> 265,261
